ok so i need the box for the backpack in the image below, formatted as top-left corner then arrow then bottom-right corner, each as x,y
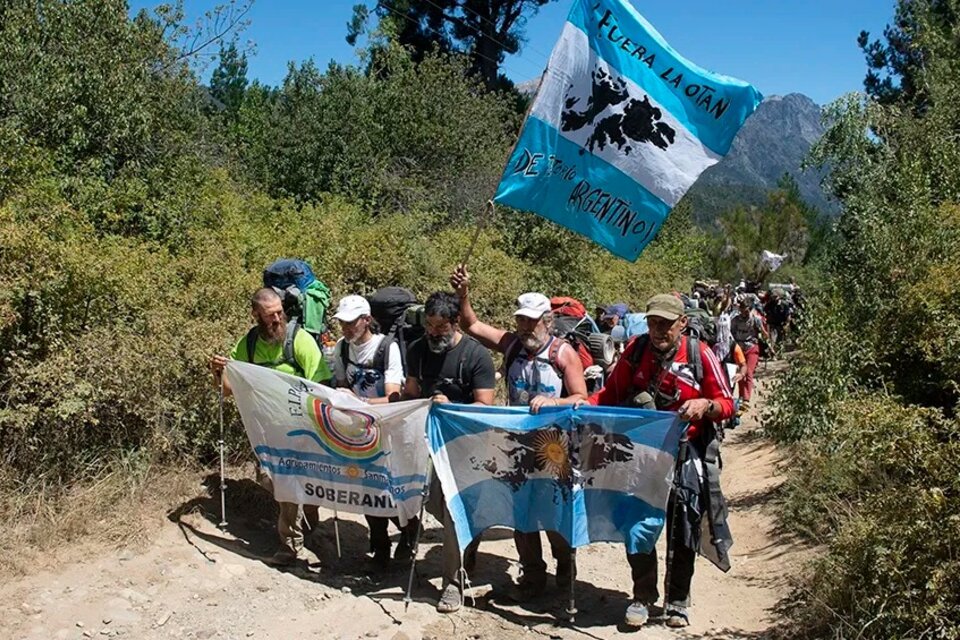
551,314 -> 597,370
262,259 -> 332,341
685,306 -> 717,346
338,334 -> 394,386
366,287 -> 425,374
244,322 -> 304,377
621,313 -> 649,338
550,296 -> 587,319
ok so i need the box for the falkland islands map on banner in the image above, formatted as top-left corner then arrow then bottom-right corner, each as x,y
226,361 -> 430,524
494,0 -> 763,261
428,404 -> 682,554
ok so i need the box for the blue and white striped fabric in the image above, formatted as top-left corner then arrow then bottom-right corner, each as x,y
493,0 -> 762,261
427,404 -> 682,554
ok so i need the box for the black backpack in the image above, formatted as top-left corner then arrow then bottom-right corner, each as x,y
366,287 -> 425,374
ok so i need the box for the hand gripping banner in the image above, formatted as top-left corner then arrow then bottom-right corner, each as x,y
427,404 -> 682,554
493,0 -> 762,260
227,361 -> 430,524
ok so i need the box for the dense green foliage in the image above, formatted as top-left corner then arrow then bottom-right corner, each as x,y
0,1 -> 705,489
767,1 -> 960,635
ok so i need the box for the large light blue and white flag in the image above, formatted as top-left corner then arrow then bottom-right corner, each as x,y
227,361 -> 430,524
428,404 -> 682,554
494,0 -> 762,261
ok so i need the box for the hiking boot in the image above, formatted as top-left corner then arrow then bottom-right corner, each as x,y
510,574 -> 546,602
624,601 -> 649,628
264,548 -> 299,567
665,605 -> 690,628
436,583 -> 463,613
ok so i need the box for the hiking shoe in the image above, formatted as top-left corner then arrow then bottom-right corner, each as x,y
510,574 -> 546,602
264,548 -> 299,567
624,601 -> 649,627
436,583 -> 463,613
665,606 -> 690,628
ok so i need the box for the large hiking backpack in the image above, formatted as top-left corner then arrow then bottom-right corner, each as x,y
685,306 -> 717,346
621,313 -> 648,339
366,287 -> 425,374
551,314 -> 615,369
550,296 -> 587,319
262,259 -> 332,341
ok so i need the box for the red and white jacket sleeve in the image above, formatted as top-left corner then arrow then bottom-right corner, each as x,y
700,342 -> 735,420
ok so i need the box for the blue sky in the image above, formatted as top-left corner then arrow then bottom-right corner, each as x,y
130,0 -> 894,106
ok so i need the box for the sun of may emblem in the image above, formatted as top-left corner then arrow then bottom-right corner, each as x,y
534,430 -> 571,480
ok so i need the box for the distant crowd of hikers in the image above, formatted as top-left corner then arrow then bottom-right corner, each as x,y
208,259 -> 803,629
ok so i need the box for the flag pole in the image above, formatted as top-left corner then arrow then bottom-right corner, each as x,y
333,509 -> 342,559
459,66 -> 548,268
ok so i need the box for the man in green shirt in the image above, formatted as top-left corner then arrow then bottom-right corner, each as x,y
210,287 -> 332,566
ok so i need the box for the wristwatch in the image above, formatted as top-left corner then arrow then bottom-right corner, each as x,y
708,400 -> 717,416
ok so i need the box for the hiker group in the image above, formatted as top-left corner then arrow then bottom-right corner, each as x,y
209,259 -> 798,629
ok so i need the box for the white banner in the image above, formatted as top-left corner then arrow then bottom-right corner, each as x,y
226,361 -> 430,524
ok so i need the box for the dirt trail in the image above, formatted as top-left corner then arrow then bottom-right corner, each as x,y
1,361 -> 798,640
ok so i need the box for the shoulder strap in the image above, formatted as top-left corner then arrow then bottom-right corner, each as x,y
687,335 -> 703,385
244,327 -> 258,364
546,337 -> 565,379
373,335 -> 392,373
339,339 -> 350,374
282,321 -> 304,376
627,334 -> 650,369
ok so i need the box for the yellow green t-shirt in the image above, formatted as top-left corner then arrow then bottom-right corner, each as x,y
230,328 -> 332,383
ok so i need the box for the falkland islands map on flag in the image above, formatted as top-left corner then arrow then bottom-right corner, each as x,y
428,404 -> 682,554
227,361 -> 430,524
494,0 -> 762,260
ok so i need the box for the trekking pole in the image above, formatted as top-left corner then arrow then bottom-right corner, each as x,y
333,509 -> 342,559
460,200 -> 494,267
218,375 -> 228,530
663,424 -> 690,616
404,461 -> 434,612
566,547 -> 577,623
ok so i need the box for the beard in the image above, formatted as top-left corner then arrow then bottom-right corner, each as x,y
520,327 -> 548,352
427,333 -> 454,354
258,319 -> 286,345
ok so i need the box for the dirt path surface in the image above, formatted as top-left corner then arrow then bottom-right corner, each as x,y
1,361 -> 796,640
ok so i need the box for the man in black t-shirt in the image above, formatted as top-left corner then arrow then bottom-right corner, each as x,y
404,292 -> 496,613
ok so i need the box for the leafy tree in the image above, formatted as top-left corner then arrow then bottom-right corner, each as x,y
347,0 -> 556,89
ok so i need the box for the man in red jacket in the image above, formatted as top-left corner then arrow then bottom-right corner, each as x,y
587,294 -> 734,629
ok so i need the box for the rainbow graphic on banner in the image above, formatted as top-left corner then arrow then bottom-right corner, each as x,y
294,396 -> 385,463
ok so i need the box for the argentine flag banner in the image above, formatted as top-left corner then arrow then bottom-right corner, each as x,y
428,404 -> 682,554
227,361 -> 430,524
493,0 -> 762,261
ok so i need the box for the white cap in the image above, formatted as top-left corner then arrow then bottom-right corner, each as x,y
332,295 -> 371,322
514,292 -> 551,319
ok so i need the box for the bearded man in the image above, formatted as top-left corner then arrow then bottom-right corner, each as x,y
209,287 -> 332,566
450,265 -> 588,602
403,291 -> 496,612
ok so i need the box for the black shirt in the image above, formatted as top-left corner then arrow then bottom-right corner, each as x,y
406,335 -> 496,403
